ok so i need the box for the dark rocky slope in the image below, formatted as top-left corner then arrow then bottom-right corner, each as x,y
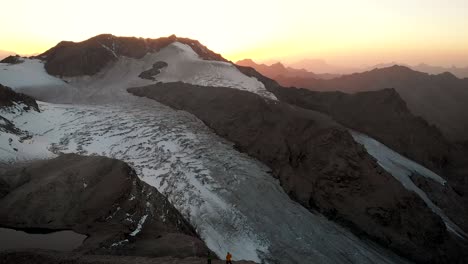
38,34 -> 226,77
0,84 -> 39,135
128,82 -> 467,263
410,173 -> 468,233
443,143 -> 468,212
267,86 -> 450,174
0,154 -> 209,259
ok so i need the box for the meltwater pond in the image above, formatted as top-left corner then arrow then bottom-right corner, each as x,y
0,227 -> 87,251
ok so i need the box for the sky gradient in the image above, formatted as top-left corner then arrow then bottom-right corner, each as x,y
1,0 -> 467,67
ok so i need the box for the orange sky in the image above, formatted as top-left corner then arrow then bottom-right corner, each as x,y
1,0 -> 467,67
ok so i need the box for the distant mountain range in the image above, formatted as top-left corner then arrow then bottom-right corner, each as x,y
236,59 -> 340,81
250,58 -> 468,79
288,58 -> 357,75
374,62 -> 468,79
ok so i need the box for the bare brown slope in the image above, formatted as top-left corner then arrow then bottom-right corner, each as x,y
38,34 -> 226,77
0,154 -> 209,259
270,65 -> 468,142
128,82 -> 466,263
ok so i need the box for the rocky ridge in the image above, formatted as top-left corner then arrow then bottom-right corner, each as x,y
38,34 -> 226,77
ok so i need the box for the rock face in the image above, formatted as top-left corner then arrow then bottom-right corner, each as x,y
0,154 -> 209,259
267,86 -> 451,173
128,82 -> 466,263
39,34 -> 226,77
0,250 -> 256,264
0,84 -> 39,112
0,84 -> 39,135
410,173 -> 468,233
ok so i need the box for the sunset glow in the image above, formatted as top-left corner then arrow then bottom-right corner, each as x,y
1,0 -> 468,67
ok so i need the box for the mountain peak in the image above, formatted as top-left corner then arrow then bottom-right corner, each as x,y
384,64 -> 414,71
236,58 -> 257,66
38,34 -> 226,77
369,64 -> 421,76
270,62 -> 286,70
437,71 -> 457,79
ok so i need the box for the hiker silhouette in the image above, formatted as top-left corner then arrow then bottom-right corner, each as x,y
226,252 -> 233,264
207,252 -> 212,264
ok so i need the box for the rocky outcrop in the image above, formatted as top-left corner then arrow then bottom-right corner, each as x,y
0,55 -> 23,64
411,173 -> 468,233
128,82 -> 467,263
0,154 -> 209,259
0,84 -> 39,112
138,61 -> 168,81
39,34 -> 226,77
0,84 -> 39,135
443,143 -> 468,208
0,250 -> 256,264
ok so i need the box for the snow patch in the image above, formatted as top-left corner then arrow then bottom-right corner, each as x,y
110,239 -> 129,247
130,215 -> 148,236
99,43 -> 118,58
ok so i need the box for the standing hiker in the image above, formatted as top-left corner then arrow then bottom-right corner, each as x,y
207,252 -> 212,264
226,252 -> 233,264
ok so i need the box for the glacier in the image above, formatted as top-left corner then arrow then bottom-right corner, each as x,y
0,101 -> 411,264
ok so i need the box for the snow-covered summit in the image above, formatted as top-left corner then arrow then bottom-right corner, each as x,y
145,42 -> 277,100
